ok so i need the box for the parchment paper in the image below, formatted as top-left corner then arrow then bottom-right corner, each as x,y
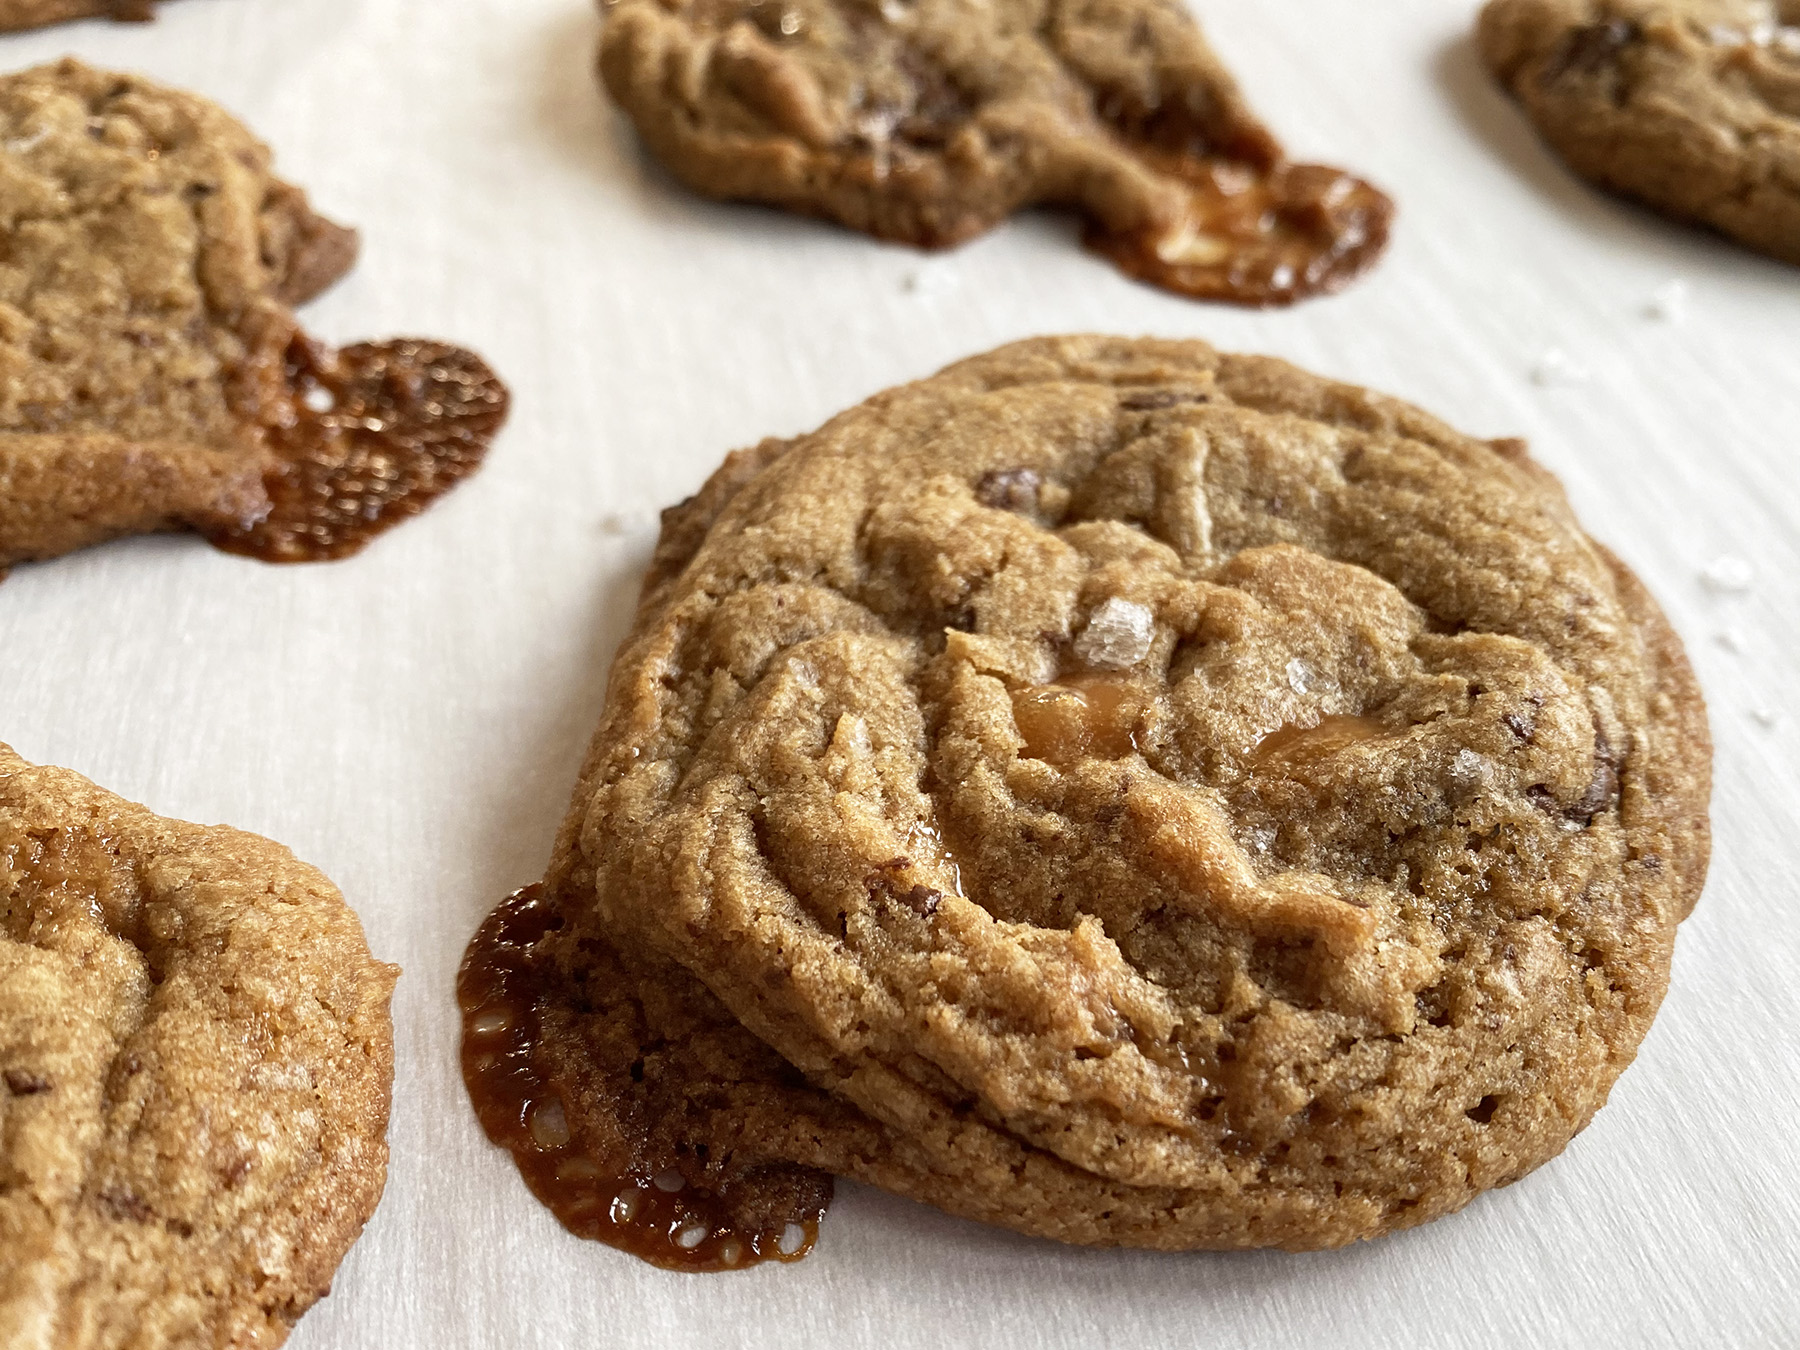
2,2 -> 1796,1345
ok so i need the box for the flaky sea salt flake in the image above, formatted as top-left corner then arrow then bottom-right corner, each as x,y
1074,597 -> 1155,669
1531,348 -> 1590,387
1700,555 -> 1753,594
1645,279 -> 1689,323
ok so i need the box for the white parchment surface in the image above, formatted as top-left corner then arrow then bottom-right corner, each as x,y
2,2 -> 1797,1346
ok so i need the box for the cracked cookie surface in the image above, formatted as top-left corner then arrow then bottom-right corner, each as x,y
1480,0 -> 1800,263
0,745 -> 397,1350
0,60 -> 509,572
464,335 -> 1710,1260
597,0 -> 1393,305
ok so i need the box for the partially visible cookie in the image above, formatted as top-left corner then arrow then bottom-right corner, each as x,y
597,0 -> 1393,306
0,60 -> 509,573
1480,0 -> 1800,263
0,743 -> 398,1349
0,0 -> 161,34
462,335 -> 1710,1267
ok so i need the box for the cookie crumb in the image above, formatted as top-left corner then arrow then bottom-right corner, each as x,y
600,510 -> 655,536
1700,555 -> 1753,594
1751,707 -> 1779,728
1715,628 -> 1745,653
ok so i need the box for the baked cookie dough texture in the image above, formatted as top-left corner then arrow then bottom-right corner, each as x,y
1481,0 -> 1800,264
489,335 -> 1711,1255
597,0 -> 1393,305
0,60 -> 507,572
0,0 -> 161,33
0,745 -> 397,1350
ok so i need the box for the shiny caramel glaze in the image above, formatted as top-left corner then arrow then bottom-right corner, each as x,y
457,885 -> 826,1272
1251,714 -> 1389,766
204,336 -> 508,563
1086,157 -> 1395,309
1010,675 -> 1144,765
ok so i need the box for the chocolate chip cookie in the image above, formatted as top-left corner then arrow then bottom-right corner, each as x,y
0,60 -> 509,574
461,336 -> 1710,1266
0,743 -> 398,1348
0,0 -> 161,33
1480,0 -> 1800,263
597,0 -> 1393,306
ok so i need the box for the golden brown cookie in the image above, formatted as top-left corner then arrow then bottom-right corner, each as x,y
0,0 -> 161,34
1480,0 -> 1800,264
0,743 -> 398,1348
596,0 -> 1393,306
461,336 -> 1710,1267
0,60 -> 509,573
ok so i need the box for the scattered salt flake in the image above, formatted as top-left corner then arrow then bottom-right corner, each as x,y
901,260 -> 961,296
1715,628 -> 1746,654
301,385 -> 335,413
1450,748 -> 1490,786
652,1168 -> 686,1192
1285,658 -> 1311,694
1751,707 -> 1780,729
1074,597 -> 1155,669
1531,348 -> 1590,387
778,1223 -> 808,1255
674,1224 -> 709,1250
1645,279 -> 1689,323
1700,555 -> 1754,594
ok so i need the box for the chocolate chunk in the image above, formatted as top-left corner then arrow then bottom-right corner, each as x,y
96,1187 -> 157,1224
1118,390 -> 1212,412
1543,20 -> 1641,85
4,1068 -> 51,1095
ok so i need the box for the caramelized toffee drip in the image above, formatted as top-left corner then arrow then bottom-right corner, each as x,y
1251,714 -> 1388,765
1011,674 -> 1144,765
1086,158 -> 1395,309
204,336 -> 508,562
458,885 -> 825,1273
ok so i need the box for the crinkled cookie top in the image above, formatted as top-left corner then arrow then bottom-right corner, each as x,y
536,335 -> 1708,1254
1480,0 -> 1800,263
599,0 -> 1392,305
0,744 -> 397,1350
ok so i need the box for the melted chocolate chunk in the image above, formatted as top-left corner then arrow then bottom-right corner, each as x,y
4,1068 -> 51,1096
204,336 -> 508,563
868,870 -> 942,918
1543,19 -> 1642,85
1568,725 -> 1621,824
458,885 -> 827,1272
